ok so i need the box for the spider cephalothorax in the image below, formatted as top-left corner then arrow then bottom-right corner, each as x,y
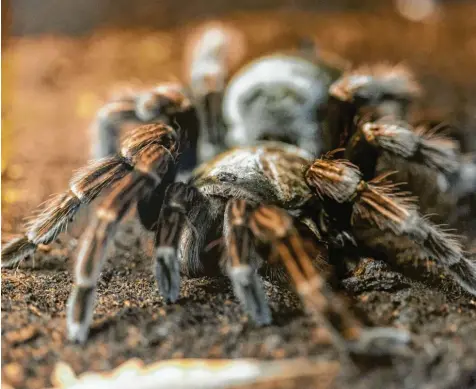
2,23 -> 476,354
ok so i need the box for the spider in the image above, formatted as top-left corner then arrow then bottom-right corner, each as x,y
2,24 -> 476,349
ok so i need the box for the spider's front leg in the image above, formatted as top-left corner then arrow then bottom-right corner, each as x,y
325,64 -> 421,151
228,201 -> 414,361
248,204 -> 360,338
92,83 -> 200,179
185,22 -> 245,160
68,173 -> 148,342
1,124 -> 180,269
154,182 -> 214,303
223,199 -> 272,325
67,124 -> 184,343
2,123 -> 189,343
344,119 -> 476,220
224,200 -> 362,348
306,157 -> 476,296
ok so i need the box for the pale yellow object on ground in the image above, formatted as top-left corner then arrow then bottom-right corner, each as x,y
50,357 -> 339,389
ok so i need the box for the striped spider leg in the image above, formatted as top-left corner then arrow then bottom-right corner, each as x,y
327,64 -> 476,221
325,63 -> 421,151
344,118 -> 476,222
2,83 -> 199,267
185,22 -> 245,161
154,182 -> 215,303
2,122 -> 193,343
243,202 -> 360,336
92,83 -> 199,179
305,155 -> 476,296
225,200 -> 412,364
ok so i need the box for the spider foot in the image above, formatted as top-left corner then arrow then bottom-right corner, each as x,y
66,286 -> 96,344
155,247 -> 181,304
228,265 -> 272,326
347,327 -> 412,357
1,236 -> 37,268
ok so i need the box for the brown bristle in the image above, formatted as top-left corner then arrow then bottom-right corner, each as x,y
26,191 -> 81,245
121,124 -> 177,161
133,143 -> 173,181
250,206 -> 293,242
353,178 -> 417,233
330,63 -> 421,102
70,156 -> 129,202
1,236 -> 37,268
306,159 -> 361,203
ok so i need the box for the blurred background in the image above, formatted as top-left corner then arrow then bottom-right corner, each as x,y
3,0 -> 461,36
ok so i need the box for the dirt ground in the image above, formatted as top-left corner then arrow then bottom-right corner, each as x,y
2,6 -> 476,389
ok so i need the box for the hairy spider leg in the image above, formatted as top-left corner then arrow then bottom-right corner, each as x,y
326,64 -> 476,221
68,173 -> 147,343
326,64 -> 421,151
1,157 -> 131,268
306,156 -> 476,296
93,96 -> 137,159
225,200 -> 366,364
246,202 -> 367,366
66,123 -> 180,343
345,119 -> 476,222
154,182 -> 214,303
186,23 -> 242,161
223,199 -> 271,325
1,124 -> 179,269
92,84 -> 200,179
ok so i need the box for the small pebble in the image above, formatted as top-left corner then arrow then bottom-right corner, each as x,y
3,363 -> 24,386
5,325 -> 40,346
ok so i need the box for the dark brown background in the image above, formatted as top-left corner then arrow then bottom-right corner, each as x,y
4,1 -> 420,36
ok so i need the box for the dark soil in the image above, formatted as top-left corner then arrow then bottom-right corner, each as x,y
2,6 -> 476,389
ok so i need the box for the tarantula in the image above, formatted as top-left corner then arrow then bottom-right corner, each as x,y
2,23 -> 476,349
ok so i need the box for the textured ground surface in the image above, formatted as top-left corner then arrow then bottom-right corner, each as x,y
2,6 -> 476,389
